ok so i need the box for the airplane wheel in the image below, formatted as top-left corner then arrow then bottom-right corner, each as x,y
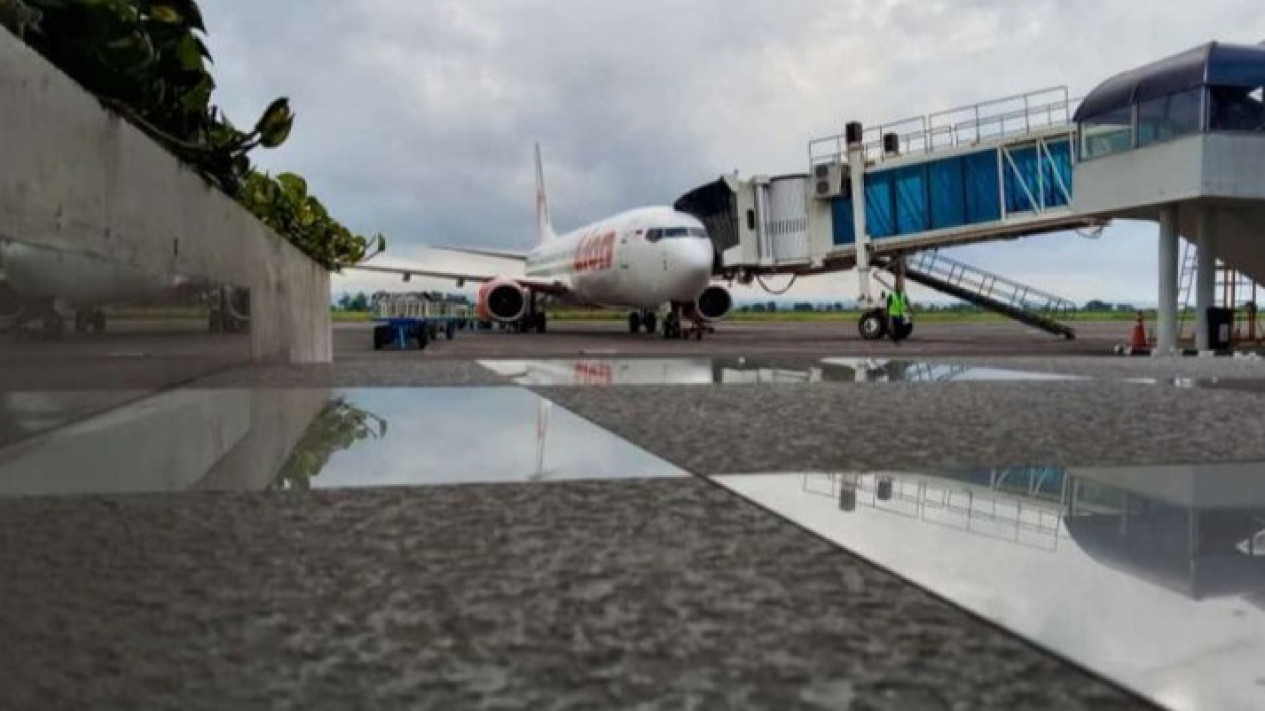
643,312 -> 656,334
44,312 -> 65,340
628,312 -> 641,333
858,310 -> 887,341
91,311 -> 107,335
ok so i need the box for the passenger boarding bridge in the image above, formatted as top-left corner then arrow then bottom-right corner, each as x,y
677,40 -> 1265,351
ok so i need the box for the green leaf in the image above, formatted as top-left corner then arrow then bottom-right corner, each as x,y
172,31 -> 202,71
148,4 -> 179,23
254,97 -> 294,148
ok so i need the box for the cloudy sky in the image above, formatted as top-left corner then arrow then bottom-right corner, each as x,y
199,0 -> 1265,305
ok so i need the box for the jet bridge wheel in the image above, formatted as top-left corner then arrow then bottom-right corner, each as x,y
858,309 -> 887,341
628,312 -> 641,333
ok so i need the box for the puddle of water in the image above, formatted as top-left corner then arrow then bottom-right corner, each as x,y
714,465 -> 1265,711
479,357 -> 1088,386
0,387 -> 685,496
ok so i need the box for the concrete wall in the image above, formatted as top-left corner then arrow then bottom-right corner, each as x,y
0,27 -> 331,363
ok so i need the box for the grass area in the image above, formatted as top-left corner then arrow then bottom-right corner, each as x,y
331,310 -> 375,322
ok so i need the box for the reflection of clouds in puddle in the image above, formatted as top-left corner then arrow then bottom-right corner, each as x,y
312,387 -> 686,487
715,469 -> 1265,711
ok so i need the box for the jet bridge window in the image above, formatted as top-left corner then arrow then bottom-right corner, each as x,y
1210,85 -> 1265,132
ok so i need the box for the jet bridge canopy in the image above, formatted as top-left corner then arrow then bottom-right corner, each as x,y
673,175 -> 742,266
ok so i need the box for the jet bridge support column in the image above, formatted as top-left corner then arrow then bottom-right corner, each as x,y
1195,208 -> 1217,352
846,121 -> 873,307
1157,205 -> 1180,356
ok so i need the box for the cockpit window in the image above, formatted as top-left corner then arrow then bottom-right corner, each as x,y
646,226 -> 706,242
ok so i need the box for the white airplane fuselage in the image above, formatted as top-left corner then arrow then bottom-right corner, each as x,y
522,206 -> 714,312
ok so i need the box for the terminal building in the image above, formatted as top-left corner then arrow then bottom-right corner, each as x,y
675,40 -> 1265,352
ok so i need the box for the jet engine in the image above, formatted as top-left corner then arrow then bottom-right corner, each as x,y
687,284 -> 733,322
476,278 -> 528,323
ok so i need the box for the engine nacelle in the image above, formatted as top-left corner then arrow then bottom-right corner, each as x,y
686,284 -> 733,322
476,278 -> 528,323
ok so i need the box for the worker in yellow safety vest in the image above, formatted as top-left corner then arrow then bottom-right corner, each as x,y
885,278 -> 911,343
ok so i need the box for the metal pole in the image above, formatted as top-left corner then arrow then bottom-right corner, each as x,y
1195,208 -> 1216,351
1157,205 -> 1181,355
847,122 -> 873,307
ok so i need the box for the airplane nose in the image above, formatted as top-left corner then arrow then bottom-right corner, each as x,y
668,238 -> 714,299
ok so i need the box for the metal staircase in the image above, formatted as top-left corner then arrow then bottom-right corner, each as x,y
1177,239 -> 1198,341
889,250 -> 1078,339
1177,239 -> 1264,344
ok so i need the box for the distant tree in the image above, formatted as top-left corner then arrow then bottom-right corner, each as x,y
834,302 -> 844,312
766,301 -> 777,313
752,303 -> 767,313
793,302 -> 814,312
1084,299 -> 1111,312
349,292 -> 370,311
1115,303 -> 1136,313
337,293 -> 353,311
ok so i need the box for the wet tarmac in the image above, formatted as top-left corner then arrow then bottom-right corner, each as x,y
5,319 -> 1265,709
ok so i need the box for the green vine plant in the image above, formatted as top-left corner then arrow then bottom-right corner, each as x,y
0,0 -> 386,270
273,398 -> 389,491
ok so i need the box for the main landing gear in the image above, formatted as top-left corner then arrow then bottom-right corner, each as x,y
631,305 -> 708,340
516,293 -> 546,334
628,310 -> 657,334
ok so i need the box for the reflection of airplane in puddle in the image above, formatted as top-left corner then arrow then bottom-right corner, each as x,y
814,464 -> 1265,602
479,357 -> 1051,386
0,239 -> 248,338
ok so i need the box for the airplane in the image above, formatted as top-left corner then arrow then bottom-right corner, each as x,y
0,238 -> 249,338
347,144 -> 733,339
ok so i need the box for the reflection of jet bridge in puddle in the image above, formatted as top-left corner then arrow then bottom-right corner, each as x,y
803,469 -> 1067,552
803,464 -> 1265,602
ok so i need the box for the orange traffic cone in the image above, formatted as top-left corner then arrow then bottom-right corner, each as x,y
1130,312 -> 1148,350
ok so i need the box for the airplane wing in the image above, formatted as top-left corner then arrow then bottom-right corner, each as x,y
346,263 -> 571,297
436,246 -> 529,261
